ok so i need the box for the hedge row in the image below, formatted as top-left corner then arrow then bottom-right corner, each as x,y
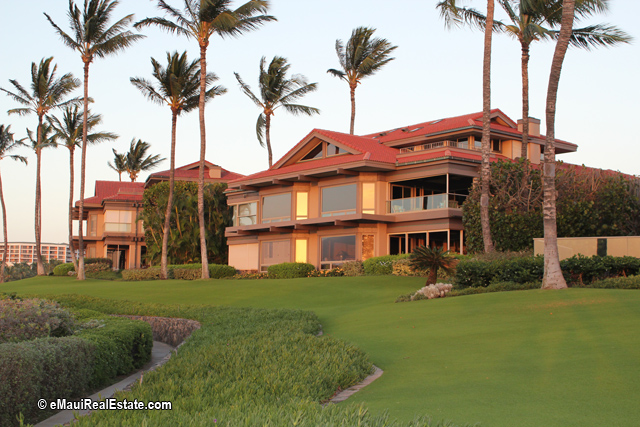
267,262 -> 315,279
454,255 -> 640,288
0,310 -> 152,426
53,258 -> 114,276
363,254 -> 410,275
122,264 -> 237,281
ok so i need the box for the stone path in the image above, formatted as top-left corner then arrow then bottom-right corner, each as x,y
35,341 -> 174,427
328,365 -> 384,404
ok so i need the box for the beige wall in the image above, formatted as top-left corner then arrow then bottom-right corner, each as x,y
534,236 -> 640,260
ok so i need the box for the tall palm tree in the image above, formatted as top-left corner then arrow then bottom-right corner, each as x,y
437,2 -> 495,253
1,57 -> 80,275
437,0 -> 630,159
131,50 -> 225,279
135,0 -> 275,279
50,105 -> 117,271
235,56 -> 319,167
107,149 -> 127,181
45,0 -> 143,280
327,27 -> 397,135
121,138 -> 165,182
0,125 -> 27,283
25,123 -> 58,275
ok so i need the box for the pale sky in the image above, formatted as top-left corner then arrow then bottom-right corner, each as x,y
0,0 -> 638,243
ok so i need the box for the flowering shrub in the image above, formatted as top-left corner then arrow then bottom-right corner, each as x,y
0,298 -> 76,343
363,254 -> 410,275
395,283 -> 453,302
231,272 -> 269,280
342,261 -> 365,276
308,267 -> 345,277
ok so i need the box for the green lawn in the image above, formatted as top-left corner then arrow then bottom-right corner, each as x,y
4,276 -> 640,426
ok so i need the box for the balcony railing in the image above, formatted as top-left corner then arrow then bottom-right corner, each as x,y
104,223 -> 132,233
399,140 -> 500,154
386,193 -> 467,214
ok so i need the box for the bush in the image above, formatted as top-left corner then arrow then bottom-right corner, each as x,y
85,262 -> 111,273
86,270 -> 122,280
84,257 -> 113,267
449,282 -> 540,297
492,256 -> 544,284
208,263 -> 237,279
586,274 -> 640,289
268,262 -> 315,279
122,267 -> 170,281
308,267 -> 345,277
342,261 -> 365,276
363,254 -> 410,275
454,259 -> 497,288
0,337 -> 94,427
561,255 -> 640,285
53,262 -> 75,276
0,298 -> 76,344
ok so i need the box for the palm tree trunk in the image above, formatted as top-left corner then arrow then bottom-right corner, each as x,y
68,148 -> 78,271
541,0 -> 574,290
520,41 -> 530,160
480,0 -> 495,254
266,113 -> 273,168
77,61 -> 90,281
198,43 -> 210,279
161,112 -> 178,279
349,83 -> 356,135
35,119 -> 45,276
0,168 -> 7,283
426,267 -> 438,286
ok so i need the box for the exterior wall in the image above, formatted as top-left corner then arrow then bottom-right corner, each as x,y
533,236 -> 640,260
229,242 -> 260,271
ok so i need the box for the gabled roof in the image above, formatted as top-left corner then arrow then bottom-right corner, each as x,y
145,160 -> 245,188
79,181 -> 145,206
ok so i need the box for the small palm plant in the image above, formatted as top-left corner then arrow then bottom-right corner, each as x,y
409,246 -> 457,286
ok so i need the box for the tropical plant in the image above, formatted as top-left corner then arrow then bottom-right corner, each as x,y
409,246 -> 457,286
117,138 -> 165,182
131,50 -> 225,279
135,0 -> 275,279
436,0 -> 631,159
0,125 -> 27,283
50,105 -> 117,271
327,27 -> 397,135
140,181 -> 232,266
1,57 -> 80,275
107,149 -> 127,181
45,0 -> 144,280
234,56 -> 319,167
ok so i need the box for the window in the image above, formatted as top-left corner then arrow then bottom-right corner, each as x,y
104,210 -> 132,233
233,202 -> 257,226
456,138 -> 469,149
296,192 -> 308,220
262,194 -> 291,223
295,239 -> 307,263
491,139 -> 501,152
362,183 -> 375,214
261,240 -> 290,271
327,143 -> 347,156
321,235 -> 356,269
302,143 -> 323,161
362,235 -> 374,260
89,215 -> 97,237
474,139 -> 482,150
321,184 -> 356,217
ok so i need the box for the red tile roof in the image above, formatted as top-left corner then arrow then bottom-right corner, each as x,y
147,160 -> 245,183
80,181 -> 144,205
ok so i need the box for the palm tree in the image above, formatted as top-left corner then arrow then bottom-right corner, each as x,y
107,149 -> 127,181
409,246 -> 457,286
121,138 -> 165,182
1,57 -> 80,275
235,56 -> 319,167
50,105 -> 117,271
45,0 -> 143,280
25,123 -> 58,275
437,2 -> 495,253
437,0 -> 630,159
0,125 -> 27,283
135,0 -> 275,279
327,27 -> 397,135
131,50 -> 225,279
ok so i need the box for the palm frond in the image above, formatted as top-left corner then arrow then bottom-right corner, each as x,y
234,72 -> 263,108
281,104 -> 320,117
255,113 -> 266,147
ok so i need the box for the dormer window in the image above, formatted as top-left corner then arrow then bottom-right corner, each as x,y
300,141 -> 349,162
327,143 -> 347,156
302,143 -> 323,160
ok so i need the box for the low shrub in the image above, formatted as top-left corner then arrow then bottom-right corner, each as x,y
449,281 -> 540,297
208,263 -> 237,279
0,336 -> 94,427
342,260 -> 365,276
53,262 -> 75,276
122,267 -> 169,281
583,274 -> 640,289
492,256 -> 544,284
84,262 -> 111,274
0,298 -> 76,344
454,259 -> 497,288
84,257 -> 113,267
396,283 -> 454,302
172,267 -> 201,280
308,267 -> 345,277
392,258 -> 427,277
86,270 -> 122,280
561,255 -> 640,285
268,262 -> 315,279
363,254 -> 410,275
231,271 -> 269,280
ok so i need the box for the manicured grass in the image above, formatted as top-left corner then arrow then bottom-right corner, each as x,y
5,276 -> 640,426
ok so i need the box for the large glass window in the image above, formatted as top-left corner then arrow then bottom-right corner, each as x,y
233,202 -> 257,226
321,184 -> 356,217
261,240 -> 290,271
295,239 -> 307,263
104,210 -> 132,233
262,194 -> 291,223
321,235 -> 356,269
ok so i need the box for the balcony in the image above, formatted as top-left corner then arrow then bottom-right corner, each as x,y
398,139 -> 501,154
386,193 -> 467,214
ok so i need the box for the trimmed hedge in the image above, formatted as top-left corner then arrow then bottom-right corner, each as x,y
0,298 -> 76,343
123,264 -> 236,281
363,254 -> 410,275
122,267 -> 169,281
84,257 -> 113,267
342,261 -> 365,277
53,262 -> 75,276
268,262 -> 315,279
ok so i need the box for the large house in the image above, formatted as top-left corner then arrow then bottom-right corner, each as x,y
73,161 -> 243,269
224,109 -> 577,272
